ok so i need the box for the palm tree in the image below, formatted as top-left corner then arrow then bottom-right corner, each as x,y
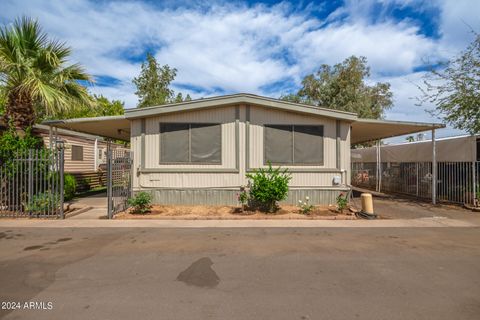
0,17 -> 92,134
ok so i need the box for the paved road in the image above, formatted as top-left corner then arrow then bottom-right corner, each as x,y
1,227 -> 479,320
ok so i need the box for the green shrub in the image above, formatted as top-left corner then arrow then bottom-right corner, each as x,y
336,192 -> 348,213
25,192 -> 60,213
64,174 -> 77,201
128,192 -> 152,214
246,163 -> 291,213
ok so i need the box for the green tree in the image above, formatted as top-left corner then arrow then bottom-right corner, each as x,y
418,33 -> 480,134
132,53 -> 193,107
282,56 -> 393,119
47,94 -> 124,120
173,92 -> 192,103
132,53 -> 177,108
405,136 -> 415,142
0,17 -> 92,133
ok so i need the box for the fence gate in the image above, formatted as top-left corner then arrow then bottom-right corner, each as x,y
106,147 -> 133,218
0,148 -> 64,218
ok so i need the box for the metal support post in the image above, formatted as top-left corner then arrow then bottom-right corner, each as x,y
432,129 -> 437,205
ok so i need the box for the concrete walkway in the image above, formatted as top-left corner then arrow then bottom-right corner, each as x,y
0,217 -> 477,228
68,192 -> 108,219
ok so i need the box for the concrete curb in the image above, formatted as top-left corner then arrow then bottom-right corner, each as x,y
0,217 -> 477,228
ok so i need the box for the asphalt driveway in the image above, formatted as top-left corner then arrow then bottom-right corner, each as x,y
1,226 -> 479,320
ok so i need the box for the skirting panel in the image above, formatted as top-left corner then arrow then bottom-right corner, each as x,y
143,188 -> 350,205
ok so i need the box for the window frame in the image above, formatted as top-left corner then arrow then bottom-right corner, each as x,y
159,122 -> 222,165
71,145 -> 84,161
263,124 -> 324,166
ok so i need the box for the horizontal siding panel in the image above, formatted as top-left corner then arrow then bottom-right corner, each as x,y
146,188 -> 348,205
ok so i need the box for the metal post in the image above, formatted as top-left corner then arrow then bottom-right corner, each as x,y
28,149 -> 33,216
107,140 -> 113,219
416,162 -> 419,197
378,140 -> 382,193
58,143 -> 65,219
94,138 -> 98,171
473,162 -> 477,205
432,129 -> 437,205
49,126 -> 53,150
376,141 -> 379,192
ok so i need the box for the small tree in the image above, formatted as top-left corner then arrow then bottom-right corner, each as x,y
132,53 -> 177,108
418,33 -> 480,134
246,163 -> 291,213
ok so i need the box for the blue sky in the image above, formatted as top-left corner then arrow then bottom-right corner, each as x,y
1,0 -> 479,141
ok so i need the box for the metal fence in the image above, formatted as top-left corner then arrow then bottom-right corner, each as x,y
107,148 -> 133,218
0,148 -> 64,218
352,161 -> 480,205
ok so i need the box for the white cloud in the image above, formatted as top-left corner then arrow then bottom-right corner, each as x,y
0,0 -> 478,138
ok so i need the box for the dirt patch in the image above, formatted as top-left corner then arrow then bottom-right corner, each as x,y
115,205 -> 355,220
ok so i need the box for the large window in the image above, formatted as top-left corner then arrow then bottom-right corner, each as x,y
264,125 -> 323,165
71,145 -> 84,161
160,123 -> 221,163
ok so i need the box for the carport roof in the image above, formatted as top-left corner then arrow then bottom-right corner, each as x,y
43,115 -> 130,141
351,118 -> 445,144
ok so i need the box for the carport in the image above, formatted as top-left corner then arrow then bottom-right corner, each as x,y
351,118 -> 445,204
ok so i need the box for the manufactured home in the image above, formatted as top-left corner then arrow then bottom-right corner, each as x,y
45,93 -> 444,205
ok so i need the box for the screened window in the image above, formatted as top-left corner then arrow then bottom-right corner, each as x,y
71,145 -> 84,161
160,123 -> 221,163
264,125 -> 323,165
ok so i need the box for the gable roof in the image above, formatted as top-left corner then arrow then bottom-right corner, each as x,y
124,93 -> 359,121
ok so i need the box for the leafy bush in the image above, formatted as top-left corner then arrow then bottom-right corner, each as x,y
246,163 -> 291,213
298,196 -> 314,215
237,185 -> 249,207
25,192 -> 60,213
336,192 -> 348,212
128,192 -> 152,214
0,127 -> 43,166
64,174 -> 77,201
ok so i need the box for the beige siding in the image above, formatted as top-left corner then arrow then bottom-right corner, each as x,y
42,134 -> 95,172
132,104 -> 351,190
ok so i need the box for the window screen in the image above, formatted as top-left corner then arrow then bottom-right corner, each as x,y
264,125 -> 323,165
71,145 -> 84,161
160,123 -> 221,163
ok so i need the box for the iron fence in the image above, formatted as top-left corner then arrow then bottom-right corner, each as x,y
107,148 -> 133,218
352,161 -> 480,205
0,148 -> 64,218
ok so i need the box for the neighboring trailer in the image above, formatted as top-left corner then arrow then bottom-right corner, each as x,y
33,125 -> 127,191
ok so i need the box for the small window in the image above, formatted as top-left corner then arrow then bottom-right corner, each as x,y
71,145 -> 84,161
264,125 -> 323,165
160,123 -> 221,163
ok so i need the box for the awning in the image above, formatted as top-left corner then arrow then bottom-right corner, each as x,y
43,116 -> 130,141
351,119 -> 445,144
